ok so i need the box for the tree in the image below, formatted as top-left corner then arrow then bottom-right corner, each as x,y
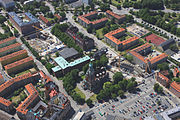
86,99 -> 92,106
60,12 -> 66,18
111,93 -> 117,99
157,86 -> 163,93
157,62 -> 169,71
83,64 -> 89,73
0,15 -> 6,24
117,5 -> 121,10
154,83 -> 160,92
169,44 -> 178,52
55,52 -> 59,57
118,90 -> 124,98
87,25 -> 93,33
113,72 -> 123,84
126,82 -> 134,92
45,63 -> 55,74
103,82 -> 112,89
125,55 -> 133,62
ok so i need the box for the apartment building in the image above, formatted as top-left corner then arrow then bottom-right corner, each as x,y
106,10 -> 126,24
0,49 -> 28,66
16,83 -> 40,120
0,36 -> 16,48
0,97 -> 14,114
4,56 -> 34,74
169,81 -> 180,98
0,72 -> 40,97
39,15 -> 51,26
104,28 -> 139,51
129,43 -> 168,70
0,43 -> 21,57
78,11 -> 108,29
54,14 -> 62,22
8,12 -> 40,34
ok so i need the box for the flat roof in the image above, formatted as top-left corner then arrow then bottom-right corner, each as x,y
8,12 -> 39,27
52,56 -> 90,72
59,47 -> 78,59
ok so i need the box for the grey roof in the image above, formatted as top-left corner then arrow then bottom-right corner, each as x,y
165,49 -> 175,56
106,115 -> 131,120
59,47 -> 78,59
8,12 -> 39,27
1,0 -> 14,4
159,38 -> 175,47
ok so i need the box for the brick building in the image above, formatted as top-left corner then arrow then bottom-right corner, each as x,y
78,11 -> 108,29
54,14 -> 62,22
4,56 -> 34,74
0,36 -> 16,48
8,12 -> 40,35
0,49 -> 28,66
0,43 -> 21,57
104,28 -> 139,51
106,10 -> 126,24
66,27 -> 94,50
16,83 -> 40,120
169,81 -> 180,98
156,72 -> 170,87
39,15 -> 51,26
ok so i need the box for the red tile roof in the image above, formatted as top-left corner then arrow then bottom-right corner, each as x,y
129,51 -> 146,62
82,11 -> 97,17
54,14 -> 61,20
170,81 -> 180,93
150,53 -> 168,64
158,72 -> 170,83
173,68 -> 180,77
131,43 -> 151,53
4,56 -> 33,70
39,71 -> 52,83
39,15 -> 49,24
0,72 -> 32,93
0,37 -> 16,46
91,17 -> 108,24
122,36 -> 139,45
0,49 -> 27,62
0,73 -> 3,80
0,43 -> 21,53
145,34 -> 166,46
16,83 -> 39,115
78,16 -> 91,24
49,89 -> 58,98
104,28 -> 126,45
106,10 -> 126,20
0,97 -> 12,106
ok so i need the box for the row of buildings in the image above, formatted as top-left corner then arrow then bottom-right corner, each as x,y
104,28 -> 139,51
156,72 -> 180,98
0,70 -> 72,120
0,37 -> 35,75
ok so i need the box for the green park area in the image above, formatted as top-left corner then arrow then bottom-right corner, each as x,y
74,86 -> 86,99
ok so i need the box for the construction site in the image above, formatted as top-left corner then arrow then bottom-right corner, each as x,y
25,27 -> 65,56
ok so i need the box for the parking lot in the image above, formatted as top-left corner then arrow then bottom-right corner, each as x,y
127,24 -> 150,37
91,75 -> 179,120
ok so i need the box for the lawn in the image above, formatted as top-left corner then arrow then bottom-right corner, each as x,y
16,69 -> 31,77
112,0 -> 122,6
74,86 -> 86,99
96,28 -> 104,39
89,94 -> 97,102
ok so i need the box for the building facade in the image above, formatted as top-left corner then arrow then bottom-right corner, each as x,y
0,36 -> 16,48
106,10 -> 126,24
0,49 -> 28,66
169,81 -> 180,98
0,43 -> 21,57
4,56 -> 34,74
8,12 -> 40,35
155,72 -> 170,87
39,15 -> 51,26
